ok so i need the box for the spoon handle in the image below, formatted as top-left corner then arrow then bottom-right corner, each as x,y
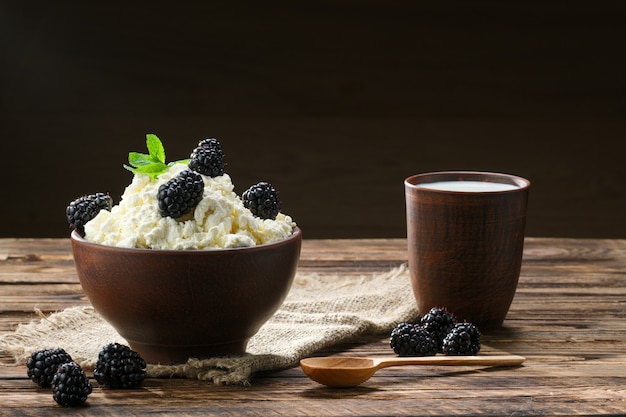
374,355 -> 525,370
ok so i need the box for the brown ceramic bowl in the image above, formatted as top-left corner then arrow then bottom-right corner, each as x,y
71,227 -> 302,364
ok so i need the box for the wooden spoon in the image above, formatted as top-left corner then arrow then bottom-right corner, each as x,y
300,355 -> 525,388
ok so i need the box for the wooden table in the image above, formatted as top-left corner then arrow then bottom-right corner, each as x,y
1,237 -> 625,416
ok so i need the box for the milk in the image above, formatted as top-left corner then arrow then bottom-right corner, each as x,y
417,180 -> 519,192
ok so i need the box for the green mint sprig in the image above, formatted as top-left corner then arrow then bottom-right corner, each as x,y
123,134 -> 188,178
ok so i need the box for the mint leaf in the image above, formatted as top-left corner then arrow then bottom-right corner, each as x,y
135,162 -> 167,172
146,134 -> 166,164
124,133 -> 187,178
128,152 -> 160,167
168,159 -> 189,166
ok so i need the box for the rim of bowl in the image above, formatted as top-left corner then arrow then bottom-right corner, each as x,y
71,226 -> 302,254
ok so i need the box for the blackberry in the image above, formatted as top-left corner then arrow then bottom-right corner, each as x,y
442,322 -> 481,355
51,362 -> 92,407
420,307 -> 458,352
157,170 -> 204,219
198,137 -> 223,153
188,138 -> 225,177
94,343 -> 147,389
26,348 -> 74,388
66,192 -> 112,235
390,323 -> 437,357
242,182 -> 281,220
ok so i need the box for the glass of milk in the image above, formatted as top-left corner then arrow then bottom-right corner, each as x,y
404,171 -> 531,331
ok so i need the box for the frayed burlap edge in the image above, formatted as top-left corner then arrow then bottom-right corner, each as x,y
0,264 -> 418,385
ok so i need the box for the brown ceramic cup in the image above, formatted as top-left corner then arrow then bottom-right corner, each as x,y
405,171 -> 530,331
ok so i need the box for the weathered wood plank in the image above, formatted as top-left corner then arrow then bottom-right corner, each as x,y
1,237 -> 625,416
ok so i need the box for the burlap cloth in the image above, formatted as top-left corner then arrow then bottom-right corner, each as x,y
0,264 -> 418,385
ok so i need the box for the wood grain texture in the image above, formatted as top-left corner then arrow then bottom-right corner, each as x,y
1,237 -> 626,415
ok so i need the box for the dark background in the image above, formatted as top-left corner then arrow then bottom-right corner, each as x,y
2,1 -> 625,239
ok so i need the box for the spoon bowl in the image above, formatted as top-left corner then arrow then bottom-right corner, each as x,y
300,355 -> 525,387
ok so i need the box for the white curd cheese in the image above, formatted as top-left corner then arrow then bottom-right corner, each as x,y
84,164 -> 295,250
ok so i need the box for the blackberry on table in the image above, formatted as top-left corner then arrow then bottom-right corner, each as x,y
420,307 -> 458,351
94,343 -> 147,389
66,192 -> 112,235
188,138 -> 225,177
51,362 -> 92,407
157,170 -> 204,219
242,182 -> 281,220
390,323 -> 438,357
442,322 -> 481,355
26,348 -> 73,388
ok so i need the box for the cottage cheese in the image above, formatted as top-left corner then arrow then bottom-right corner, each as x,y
84,164 -> 295,250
